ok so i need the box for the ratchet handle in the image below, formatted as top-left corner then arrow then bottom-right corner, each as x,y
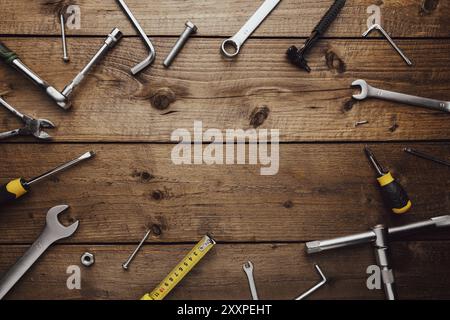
0,41 -> 18,65
314,0 -> 346,35
0,178 -> 29,205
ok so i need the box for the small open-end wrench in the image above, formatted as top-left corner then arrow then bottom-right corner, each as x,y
352,79 -> 450,113
243,261 -> 259,300
221,0 -> 281,58
0,205 -> 79,299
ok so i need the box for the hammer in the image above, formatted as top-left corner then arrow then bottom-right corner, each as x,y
287,0 -> 346,72
0,28 -> 122,110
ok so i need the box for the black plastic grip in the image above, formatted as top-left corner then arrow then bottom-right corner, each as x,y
380,180 -> 411,214
0,41 -> 18,65
0,178 -> 29,206
313,0 -> 346,35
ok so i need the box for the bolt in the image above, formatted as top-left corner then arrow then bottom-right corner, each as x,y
60,14 -> 69,62
163,21 -> 197,68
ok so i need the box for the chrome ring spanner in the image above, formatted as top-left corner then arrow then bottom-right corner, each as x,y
352,79 -> 450,113
0,205 -> 79,299
243,261 -> 259,300
221,0 -> 281,58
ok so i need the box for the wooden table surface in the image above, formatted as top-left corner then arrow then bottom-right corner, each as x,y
0,0 -> 449,300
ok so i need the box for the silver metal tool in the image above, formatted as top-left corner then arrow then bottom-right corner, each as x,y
116,0 -> 156,75
60,14 -> 69,62
27,151 -> 95,186
81,252 -> 95,267
221,0 -> 281,58
122,229 -> 151,270
0,29 -> 122,110
163,21 -> 197,68
362,24 -> 412,66
0,205 -> 79,299
352,79 -> 450,113
295,264 -> 327,300
243,261 -> 259,300
58,28 -> 123,109
0,97 -> 55,140
306,215 -> 450,300
404,147 -> 450,167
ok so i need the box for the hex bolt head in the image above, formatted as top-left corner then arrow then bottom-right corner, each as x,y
81,252 -> 95,267
185,20 -> 198,33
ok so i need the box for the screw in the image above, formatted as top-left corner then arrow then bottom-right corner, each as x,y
122,229 -> 151,270
355,120 -> 369,127
163,21 -> 197,68
60,14 -> 69,62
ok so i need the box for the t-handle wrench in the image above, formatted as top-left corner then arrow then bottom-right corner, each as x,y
243,261 -> 259,300
221,0 -> 281,58
0,205 -> 79,299
352,79 -> 450,113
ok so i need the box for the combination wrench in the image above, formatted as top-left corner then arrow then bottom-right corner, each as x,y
221,0 -> 281,58
352,79 -> 450,113
243,261 -> 259,300
0,205 -> 79,299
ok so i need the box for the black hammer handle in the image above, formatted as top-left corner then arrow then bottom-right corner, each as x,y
314,0 -> 346,36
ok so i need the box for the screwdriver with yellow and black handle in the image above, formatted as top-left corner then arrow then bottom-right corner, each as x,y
0,151 -> 95,206
364,146 -> 411,214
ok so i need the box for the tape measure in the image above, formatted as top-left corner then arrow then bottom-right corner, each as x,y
141,234 -> 216,300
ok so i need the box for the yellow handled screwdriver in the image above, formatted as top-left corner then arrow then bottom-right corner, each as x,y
0,151 -> 95,206
364,146 -> 411,214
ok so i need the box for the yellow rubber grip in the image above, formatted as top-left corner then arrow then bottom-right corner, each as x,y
377,172 -> 394,187
392,200 -> 412,214
6,178 -> 28,198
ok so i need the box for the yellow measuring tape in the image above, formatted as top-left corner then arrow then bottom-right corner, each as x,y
141,234 -> 216,300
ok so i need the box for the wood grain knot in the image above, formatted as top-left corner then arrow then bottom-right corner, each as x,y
150,188 -> 172,201
343,99 -> 356,112
132,170 -> 155,182
389,115 -> 399,132
325,49 -> 346,74
41,0 -> 71,16
283,200 -> 294,209
150,88 -> 176,110
420,0 -> 439,15
151,224 -> 162,236
249,106 -> 270,128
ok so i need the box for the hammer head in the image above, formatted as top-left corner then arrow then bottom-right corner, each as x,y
286,46 -> 311,72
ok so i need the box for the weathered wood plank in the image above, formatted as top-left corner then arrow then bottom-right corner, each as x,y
0,38 -> 449,142
0,0 -> 448,37
1,242 -> 449,300
0,143 -> 449,243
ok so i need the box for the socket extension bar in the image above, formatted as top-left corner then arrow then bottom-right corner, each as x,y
305,215 -> 450,300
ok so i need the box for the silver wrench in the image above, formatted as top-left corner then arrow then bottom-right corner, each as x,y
243,261 -> 259,300
0,205 -> 79,299
221,0 -> 281,58
352,79 -> 450,113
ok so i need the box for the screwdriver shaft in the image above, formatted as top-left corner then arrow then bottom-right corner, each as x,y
27,151 -> 95,186
404,148 -> 450,167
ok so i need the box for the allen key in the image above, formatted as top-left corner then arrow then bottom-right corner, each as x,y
116,0 -> 156,75
294,264 -> 327,300
362,24 -> 412,66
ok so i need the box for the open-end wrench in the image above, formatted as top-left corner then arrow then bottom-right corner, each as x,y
0,205 -> 79,299
243,261 -> 259,300
221,0 -> 281,58
352,79 -> 450,113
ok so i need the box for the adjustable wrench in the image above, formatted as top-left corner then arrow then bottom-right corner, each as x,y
243,261 -> 259,300
221,0 -> 281,58
352,79 -> 450,113
0,205 -> 79,299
